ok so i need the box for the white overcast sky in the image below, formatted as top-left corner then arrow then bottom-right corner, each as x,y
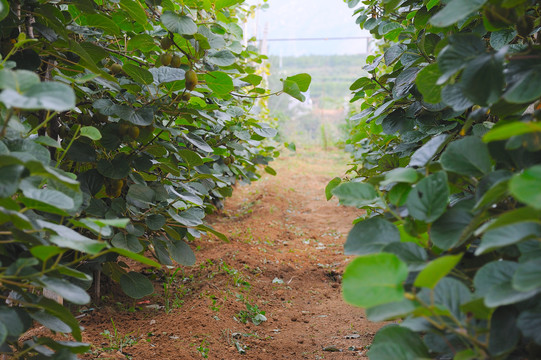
244,0 -> 372,56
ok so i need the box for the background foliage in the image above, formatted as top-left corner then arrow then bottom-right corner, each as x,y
334,0 -> 541,358
0,0 -> 308,357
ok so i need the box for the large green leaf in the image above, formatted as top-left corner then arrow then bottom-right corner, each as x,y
382,242 -> 428,271
0,164 -> 24,197
343,253 -> 408,308
0,82 -> 75,111
513,259 -> 541,292
503,66 -> 541,104
509,165 -> 541,210
489,307 -> 520,356
517,311 -> 541,345
441,136 -> 492,177
414,254 -> 463,289
207,50 -> 236,66
365,299 -> 418,322
367,325 -> 430,360
168,239 -> 196,266
123,63 -> 154,85
419,277 -> 472,320
119,272 -> 154,299
345,217 -> 400,255
483,122 -> 541,142
0,0 -> 9,21
111,232 -> 143,253
406,172 -> 449,223
39,277 -> 90,305
416,63 -> 443,104
475,222 -> 541,255
460,53 -> 504,106
332,182 -> 378,208
161,11 -> 197,35
409,134 -> 448,167
430,207 -> 473,250
285,73 -> 311,92
85,14 -> 120,35
282,79 -> 304,102
119,0 -> 148,26
430,0 -> 487,27
205,71 -> 234,95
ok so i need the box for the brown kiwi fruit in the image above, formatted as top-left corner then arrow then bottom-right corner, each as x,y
171,54 -> 182,68
110,63 -> 122,75
224,157 -> 231,165
105,178 -> 124,198
128,126 -> 140,140
185,69 -> 198,91
160,37 -> 173,50
118,123 -> 131,136
181,93 -> 191,101
160,53 -> 173,67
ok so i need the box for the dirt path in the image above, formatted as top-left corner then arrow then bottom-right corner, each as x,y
77,148 -> 383,359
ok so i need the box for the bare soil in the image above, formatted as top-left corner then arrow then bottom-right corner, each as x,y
61,148 -> 383,359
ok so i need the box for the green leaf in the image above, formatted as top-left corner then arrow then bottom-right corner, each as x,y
490,28 -> 517,50
474,261 -> 517,296
207,50 -> 236,66
285,73 -> 311,92
485,282 -> 539,307
30,245 -> 65,261
205,71 -> 234,95
345,217 -> 400,255
80,126 -> 102,140
168,239 -> 196,266
414,254 -> 463,289
240,74 -> 262,86
0,164 -> 24,197
0,0 -> 9,21
126,184 -> 155,209
430,0 -> 487,27
253,123 -> 277,138
460,53 -> 504,106
418,277 -> 472,320
127,34 -> 157,52
332,182 -> 378,208
409,134 -> 448,167
184,133 -> 213,153
39,220 -> 107,254
517,311 -> 541,345
111,232 -> 143,253
366,299 -> 418,322
0,82 -> 75,111
85,14 -> 120,36
513,259 -> 541,292
416,64 -> 443,104
97,157 -> 131,179
146,214 -> 166,231
215,0 -> 243,10
504,66 -> 541,104
430,208 -> 473,250
380,168 -> 419,186
406,172 -> 449,223
35,135 -> 62,149
123,63 -> 154,85
0,306 -> 32,340
485,207 -> 541,231
475,222 -> 541,255
30,310 -> 71,333
343,254 -> 408,308
108,248 -> 161,268
367,325 -> 430,359
119,0 -> 148,26
0,69 -> 40,92
509,166 -> 541,210
282,79 -> 304,102
441,136 -> 492,177
382,242 -> 428,272
325,177 -> 341,201
392,67 -> 420,100
264,166 -> 276,176
120,272 -> 154,299
40,277 -> 90,305
161,11 -> 197,35
483,122 -> 541,142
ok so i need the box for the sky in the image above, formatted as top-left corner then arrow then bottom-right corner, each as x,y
245,0 -> 372,57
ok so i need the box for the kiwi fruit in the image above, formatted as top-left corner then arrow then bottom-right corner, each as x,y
128,126 -> 140,140
160,37 -> 173,50
160,53 -> 173,67
185,69 -> 198,91
171,54 -> 182,68
118,123 -> 130,136
105,179 -> 124,198
110,63 -> 122,75
181,93 -> 191,101
224,157 -> 231,165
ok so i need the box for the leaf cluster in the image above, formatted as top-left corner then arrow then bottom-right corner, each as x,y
337,0 -> 541,358
0,0 -> 310,357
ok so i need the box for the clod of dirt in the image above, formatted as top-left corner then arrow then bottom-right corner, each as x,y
322,345 -> 341,352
